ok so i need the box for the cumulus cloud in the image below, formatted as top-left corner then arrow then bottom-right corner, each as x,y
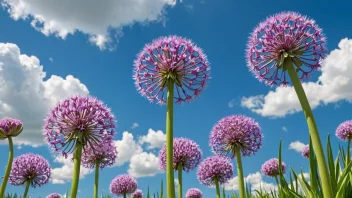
114,132 -> 143,166
0,42 -> 89,146
222,172 -> 277,192
241,38 -> 352,117
128,152 -> 162,178
131,122 -> 139,129
138,128 -> 166,149
2,0 -> 178,50
289,141 -> 307,153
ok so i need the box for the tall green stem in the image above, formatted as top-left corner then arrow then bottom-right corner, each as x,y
0,137 -> 14,198
215,177 -> 221,198
23,180 -> 30,198
70,141 -> 83,198
347,139 -> 351,165
177,164 -> 183,198
166,79 -> 175,198
235,148 -> 245,198
287,59 -> 333,198
123,193 -> 126,198
274,176 -> 281,197
94,160 -> 100,198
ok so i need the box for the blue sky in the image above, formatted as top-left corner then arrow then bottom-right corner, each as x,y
0,0 -> 352,197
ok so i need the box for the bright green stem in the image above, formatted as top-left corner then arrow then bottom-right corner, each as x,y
0,137 -> 14,198
287,59 -> 333,198
23,180 -> 30,198
177,164 -> 183,198
235,148 -> 245,198
166,79 -> 175,198
70,141 -> 83,198
274,176 -> 281,197
215,177 -> 221,198
347,139 -> 351,165
94,160 -> 100,198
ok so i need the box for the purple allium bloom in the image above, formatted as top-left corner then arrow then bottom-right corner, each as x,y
159,138 -> 202,172
43,96 -> 116,157
9,153 -> 51,188
133,35 -> 210,104
186,188 -> 203,198
210,115 -> 263,158
302,145 -> 310,158
46,193 -> 61,198
110,174 -> 138,196
81,138 -> 117,169
336,120 -> 352,141
246,11 -> 327,86
261,158 -> 286,177
0,117 -> 23,139
132,189 -> 143,198
197,156 -> 233,186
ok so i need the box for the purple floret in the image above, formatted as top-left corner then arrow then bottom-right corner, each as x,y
0,117 -> 23,139
81,138 -> 117,169
302,145 -> 309,158
197,156 -> 233,186
261,158 -> 286,177
46,193 -> 61,198
110,174 -> 138,196
132,189 -> 143,198
186,188 -> 203,198
336,120 -> 352,141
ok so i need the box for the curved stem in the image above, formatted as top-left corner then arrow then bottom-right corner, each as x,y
23,180 -> 30,198
287,59 -> 333,198
177,164 -> 183,198
235,148 -> 245,198
70,141 -> 83,198
166,79 -> 175,198
0,137 -> 14,198
215,177 -> 221,198
94,160 -> 100,198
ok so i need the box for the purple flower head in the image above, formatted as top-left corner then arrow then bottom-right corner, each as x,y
110,174 -> 138,196
246,11 -> 327,86
81,138 -> 117,169
132,189 -> 143,198
197,156 -> 233,186
186,188 -> 203,198
261,158 -> 286,177
46,193 -> 61,198
43,95 -> 116,157
302,145 -> 309,158
210,115 -> 263,158
133,35 -> 210,104
336,120 -> 352,141
0,117 -> 23,139
159,137 -> 202,172
9,153 -> 51,188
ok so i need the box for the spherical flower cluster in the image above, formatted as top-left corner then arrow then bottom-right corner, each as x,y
132,189 -> 143,198
197,156 -> 233,186
43,96 -> 116,158
133,35 -> 211,104
159,138 -> 202,172
336,120 -> 352,141
110,174 -> 138,196
210,115 -> 263,158
9,153 -> 51,188
81,138 -> 117,169
302,145 -> 310,158
186,188 -> 203,198
46,193 -> 61,198
261,158 -> 286,177
0,117 -> 23,139
246,11 -> 326,86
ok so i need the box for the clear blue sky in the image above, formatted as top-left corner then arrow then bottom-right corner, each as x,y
0,0 -> 351,197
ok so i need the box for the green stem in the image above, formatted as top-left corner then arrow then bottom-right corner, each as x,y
23,180 -> 30,198
0,137 -> 14,198
94,160 -> 100,198
274,176 -> 281,197
215,177 -> 221,198
70,141 -> 83,198
235,148 -> 245,198
177,164 -> 183,198
347,139 -> 351,166
123,193 -> 126,198
166,79 -> 175,198
287,59 -> 333,198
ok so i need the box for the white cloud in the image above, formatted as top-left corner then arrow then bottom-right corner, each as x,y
289,141 -> 307,153
49,57 -> 53,62
2,0 -> 178,50
128,152 -> 162,178
131,122 -> 139,129
114,132 -> 143,166
241,38 -> 352,117
228,99 -> 236,108
282,127 -> 287,132
0,42 -> 89,146
138,128 -> 166,149
222,172 -> 277,192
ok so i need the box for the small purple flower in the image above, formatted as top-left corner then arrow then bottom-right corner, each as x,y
210,115 -> 263,158
81,138 -> 117,169
302,145 -> 309,158
186,188 -> 203,198
197,156 -> 233,186
46,193 -> 61,198
261,158 -> 286,177
0,117 -> 23,139
159,138 -> 202,172
132,189 -> 143,198
110,174 -> 138,196
43,96 -> 116,157
9,153 -> 51,188
246,11 -> 326,86
336,120 -> 352,141
133,35 -> 210,104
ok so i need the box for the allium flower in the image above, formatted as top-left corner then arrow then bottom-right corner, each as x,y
110,174 -> 138,196
9,153 -> 51,188
0,117 -> 23,139
246,11 -> 326,86
46,193 -> 61,198
197,156 -> 233,186
336,120 -> 352,141
302,145 -> 310,158
43,96 -> 116,157
186,188 -> 203,198
132,189 -> 143,198
81,138 -> 117,169
133,35 -> 210,104
159,138 -> 202,172
210,115 -> 263,158
261,158 -> 286,177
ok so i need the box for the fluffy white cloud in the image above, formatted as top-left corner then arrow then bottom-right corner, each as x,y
139,128 -> 166,149
241,38 -> 352,117
114,132 -> 143,166
2,0 -> 178,50
131,122 -> 139,129
0,42 -> 89,146
128,152 -> 162,178
222,172 -> 277,192
289,141 -> 307,153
